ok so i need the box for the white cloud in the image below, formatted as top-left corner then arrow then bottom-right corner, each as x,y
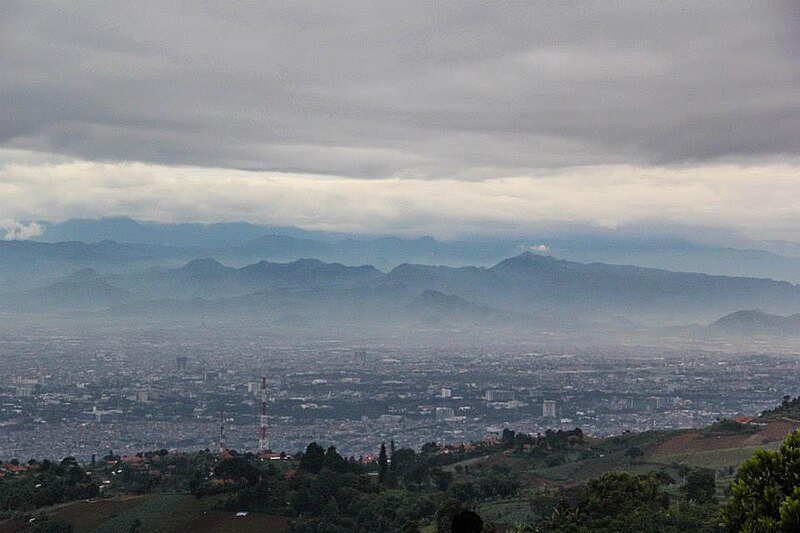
0,218 -> 42,240
1,149 -> 799,242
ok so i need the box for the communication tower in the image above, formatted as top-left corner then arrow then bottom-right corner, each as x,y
259,376 -> 270,453
219,410 -> 226,453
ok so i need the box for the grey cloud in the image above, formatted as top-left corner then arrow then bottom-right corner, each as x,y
1,1 -> 798,178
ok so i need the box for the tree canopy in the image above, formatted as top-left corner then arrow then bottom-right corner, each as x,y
722,429 -> 800,532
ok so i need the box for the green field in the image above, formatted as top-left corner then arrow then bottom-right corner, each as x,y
46,494 -> 289,533
649,441 -> 780,471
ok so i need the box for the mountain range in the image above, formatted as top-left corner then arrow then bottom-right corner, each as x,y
3,252 -> 800,335
16,217 -> 800,283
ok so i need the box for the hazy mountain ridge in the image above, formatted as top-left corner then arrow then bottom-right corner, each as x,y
0,239 -> 194,292
406,289 -> 510,325
0,268 -> 131,311
19,217 -> 800,282
35,217 -> 359,246
711,310 -> 800,335
107,258 -> 384,300
376,253 -> 800,318
5,253 -> 800,331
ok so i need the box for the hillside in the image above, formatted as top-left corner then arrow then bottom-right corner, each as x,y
711,310 -> 800,336
0,269 -> 131,311
3,416 -> 798,532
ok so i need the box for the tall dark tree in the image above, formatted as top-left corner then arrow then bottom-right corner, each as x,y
322,446 -> 349,473
299,442 -> 326,474
451,510 -> 484,533
378,442 -> 388,484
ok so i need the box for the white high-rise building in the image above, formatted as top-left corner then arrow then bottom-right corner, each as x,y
542,400 -> 556,418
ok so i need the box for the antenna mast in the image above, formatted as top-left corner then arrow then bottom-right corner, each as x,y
259,376 -> 270,453
219,409 -> 226,453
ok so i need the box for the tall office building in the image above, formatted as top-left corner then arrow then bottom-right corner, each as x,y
542,400 -> 556,418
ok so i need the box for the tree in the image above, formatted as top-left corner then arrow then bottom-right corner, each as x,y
422,442 -> 440,454
579,472 -> 668,519
322,446 -> 349,473
722,429 -> 800,532
299,442 -> 326,474
378,443 -> 388,484
501,428 -> 516,449
386,440 -> 398,487
625,446 -> 645,460
682,468 -> 716,505
451,510 -> 484,533
214,456 -> 260,485
321,497 -> 340,522
435,498 -> 464,533
391,448 -> 417,478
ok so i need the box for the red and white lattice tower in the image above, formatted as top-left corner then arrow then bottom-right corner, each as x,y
219,409 -> 226,453
258,376 -> 270,453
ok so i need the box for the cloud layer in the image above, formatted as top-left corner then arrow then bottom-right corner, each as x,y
2,2 -> 799,178
2,149 -> 799,241
1,3 -> 798,241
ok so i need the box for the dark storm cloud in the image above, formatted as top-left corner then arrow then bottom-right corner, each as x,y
1,1 -> 798,178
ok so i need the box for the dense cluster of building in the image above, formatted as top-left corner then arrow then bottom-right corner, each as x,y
1,325 -> 798,462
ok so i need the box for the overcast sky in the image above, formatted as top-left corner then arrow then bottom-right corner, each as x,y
1,1 -> 799,241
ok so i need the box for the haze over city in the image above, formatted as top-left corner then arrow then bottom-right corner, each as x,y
2,3 -> 800,532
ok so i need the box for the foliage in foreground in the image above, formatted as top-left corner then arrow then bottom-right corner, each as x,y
10,425 -> 800,531
518,471 -> 723,533
722,429 -> 800,532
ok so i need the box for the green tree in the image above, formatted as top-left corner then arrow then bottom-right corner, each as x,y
579,472 -> 668,519
321,446 -> 349,473
683,468 -> 717,505
722,429 -> 800,532
435,498 -> 464,533
501,428 -> 516,449
378,443 -> 388,484
299,442 -> 326,474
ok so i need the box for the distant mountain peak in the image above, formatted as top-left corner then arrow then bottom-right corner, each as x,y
504,251 -> 554,262
711,310 -> 800,335
407,289 -> 500,323
290,258 -> 327,267
416,289 -> 467,304
491,251 -> 558,271
62,268 -> 104,284
180,258 -> 231,278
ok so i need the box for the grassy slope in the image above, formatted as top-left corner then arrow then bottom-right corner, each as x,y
43,494 -> 288,533
471,421 -> 800,526
9,420 -> 798,531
